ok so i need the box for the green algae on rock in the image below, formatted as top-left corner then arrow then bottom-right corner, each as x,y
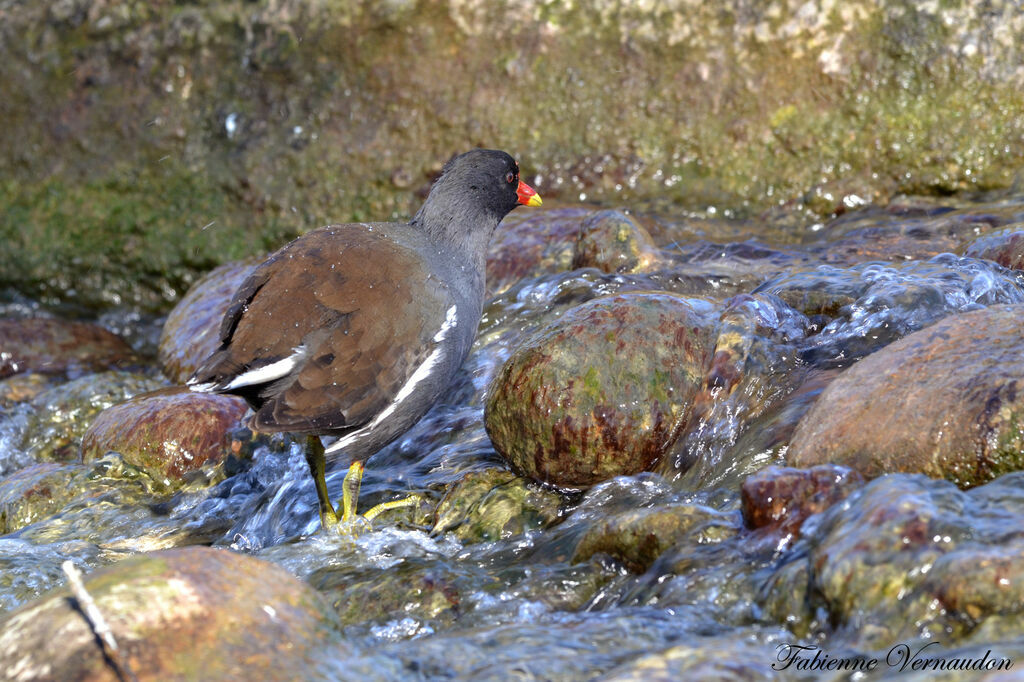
80,387 -> 250,485
0,318 -> 139,379
0,462 -> 80,534
572,209 -> 659,274
21,371 -> 167,463
787,304 -> 1024,487
0,547 -> 347,681
5,0 -> 1024,311
485,293 -> 717,487
572,502 -> 738,573
158,259 -> 258,384
431,467 -> 563,542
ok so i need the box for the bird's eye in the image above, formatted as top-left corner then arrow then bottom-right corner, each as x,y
505,171 -> 516,184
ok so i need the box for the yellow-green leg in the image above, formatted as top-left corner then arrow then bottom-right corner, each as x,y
308,444 -> 422,530
304,435 -> 339,528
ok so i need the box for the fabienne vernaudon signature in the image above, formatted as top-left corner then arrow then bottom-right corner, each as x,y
772,642 -> 1013,673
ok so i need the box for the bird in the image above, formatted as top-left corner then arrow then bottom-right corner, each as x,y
188,149 -> 542,530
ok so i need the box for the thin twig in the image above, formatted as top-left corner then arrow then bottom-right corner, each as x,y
62,560 -> 138,682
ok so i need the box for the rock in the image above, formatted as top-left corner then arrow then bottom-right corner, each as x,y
0,462 -> 79,534
486,208 -> 587,295
431,468 -> 562,542
81,387 -> 250,484
21,371 -> 166,462
0,373 -> 53,406
157,259 -> 257,383
740,464 -> 864,534
761,473 -> 1024,649
0,318 -> 138,379
0,546 -> 347,681
787,304 -> 1024,488
572,209 -> 658,274
486,293 -> 717,487
963,224 -> 1024,271
572,502 -> 737,573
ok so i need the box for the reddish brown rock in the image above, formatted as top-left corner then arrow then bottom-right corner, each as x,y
963,224 -> 1024,271
485,293 -> 717,487
0,318 -> 138,379
741,464 -> 864,534
157,259 -> 257,383
0,547 -> 347,681
787,304 -> 1024,488
81,387 -> 249,482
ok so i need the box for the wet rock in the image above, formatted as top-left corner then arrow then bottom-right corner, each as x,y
81,386 -> 250,484
963,224 -> 1024,271
431,468 -> 563,543
572,209 -> 659,274
486,208 -> 588,295
21,371 -> 166,462
787,304 -> 1024,488
0,462 -> 79,534
740,464 -> 864,534
572,502 -> 737,573
0,317 -> 139,379
312,561 -> 465,633
157,259 -> 257,383
485,293 -> 717,487
761,474 -> 1024,649
0,546 -> 347,681
0,373 -> 53,406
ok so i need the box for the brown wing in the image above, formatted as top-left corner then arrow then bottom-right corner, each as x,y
192,224 -> 453,434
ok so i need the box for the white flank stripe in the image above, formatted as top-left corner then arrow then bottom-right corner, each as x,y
325,305 -> 458,456
223,345 -> 308,390
187,380 -> 217,393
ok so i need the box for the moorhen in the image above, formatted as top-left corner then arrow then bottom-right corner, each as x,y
189,149 -> 542,529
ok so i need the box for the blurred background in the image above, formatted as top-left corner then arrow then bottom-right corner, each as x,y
2,0 -> 1022,312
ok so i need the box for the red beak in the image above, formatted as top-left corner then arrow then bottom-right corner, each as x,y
516,180 -> 543,207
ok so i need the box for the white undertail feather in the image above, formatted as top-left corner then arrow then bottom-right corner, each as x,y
188,345 -> 309,393
326,305 -> 458,455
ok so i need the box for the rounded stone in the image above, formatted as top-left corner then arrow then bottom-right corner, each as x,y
81,387 -> 250,482
485,293 -> 716,487
157,259 -> 257,384
0,546 -> 346,681
571,209 -> 658,274
963,224 -> 1024,271
787,304 -> 1024,487
0,317 -> 138,380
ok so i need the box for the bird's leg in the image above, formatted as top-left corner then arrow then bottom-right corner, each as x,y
341,460 -> 364,523
304,435 -> 340,528
340,460 -> 421,524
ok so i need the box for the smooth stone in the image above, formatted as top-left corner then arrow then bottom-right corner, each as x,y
157,259 -> 257,383
0,317 -> 138,379
486,293 -> 717,487
0,546 -> 347,681
963,223 -> 1024,271
572,209 -> 659,274
431,468 -> 562,542
486,207 -> 589,296
740,464 -> 864,534
572,502 -> 737,573
0,462 -> 80,534
20,371 -> 166,462
81,386 -> 250,484
787,304 -> 1024,487
760,474 -> 1024,649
